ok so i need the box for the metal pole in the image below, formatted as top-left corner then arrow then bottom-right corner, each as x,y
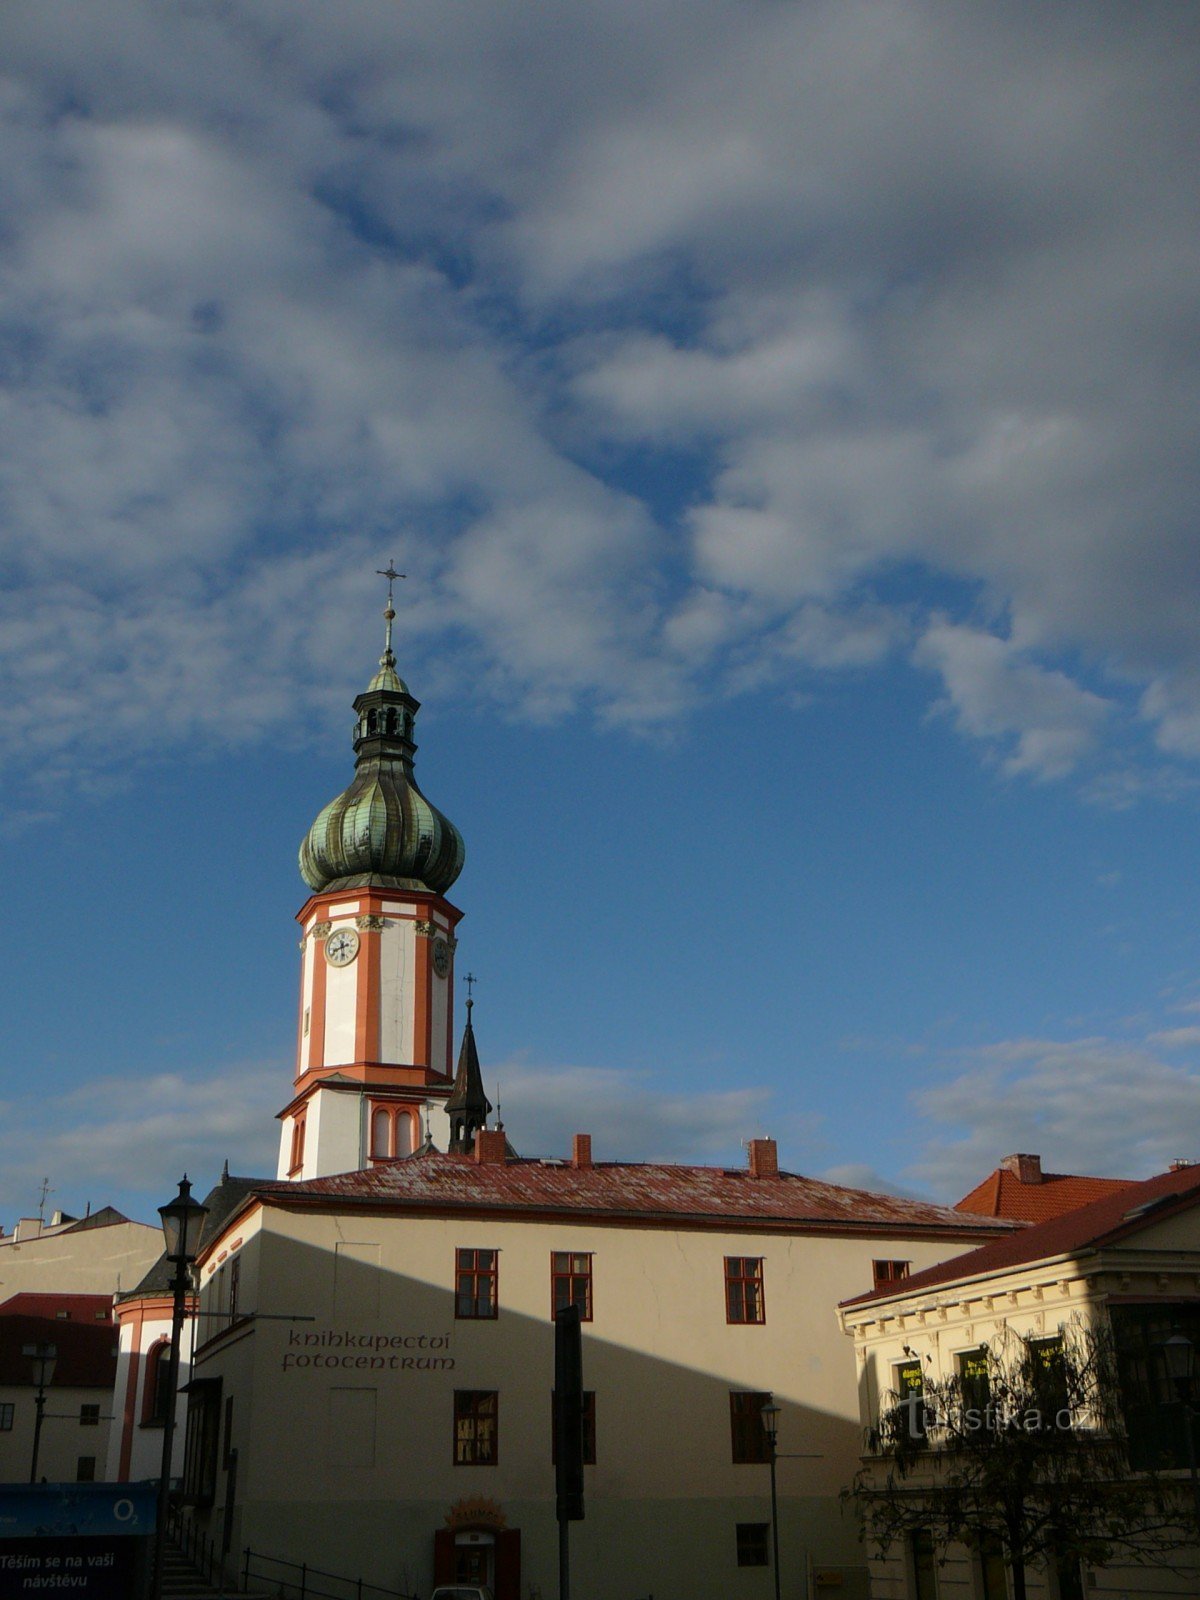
558,1515 -> 570,1600
151,1264 -> 189,1600
28,1384 -> 46,1483
769,1434 -> 781,1600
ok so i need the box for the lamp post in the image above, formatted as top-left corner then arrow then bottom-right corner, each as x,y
151,1175 -> 208,1600
761,1400 -> 782,1600
21,1342 -> 57,1483
1159,1333 -> 1200,1530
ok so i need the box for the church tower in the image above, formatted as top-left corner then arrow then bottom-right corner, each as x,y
278,575 -> 466,1180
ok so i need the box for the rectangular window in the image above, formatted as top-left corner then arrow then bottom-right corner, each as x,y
958,1347 -> 991,1415
228,1255 -> 241,1324
911,1528 -> 938,1600
725,1257 -> 765,1324
978,1533 -> 1006,1600
328,1387 -> 377,1469
182,1379 -> 223,1506
79,1403 -> 100,1427
1028,1336 -> 1068,1426
873,1259 -> 911,1289
551,1389 -> 596,1465
894,1358 -> 927,1447
454,1390 -> 498,1465
736,1523 -> 770,1567
76,1456 -> 96,1482
551,1252 -> 592,1321
729,1391 -> 771,1464
456,1248 -> 499,1319
0,1404 -> 13,1432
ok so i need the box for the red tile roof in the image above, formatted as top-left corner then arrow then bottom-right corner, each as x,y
843,1163 -> 1200,1310
248,1150 -> 1012,1240
955,1166 -> 1136,1222
0,1294 -> 114,1324
0,1314 -> 119,1389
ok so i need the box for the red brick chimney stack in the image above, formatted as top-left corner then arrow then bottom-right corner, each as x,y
572,1134 -> 592,1169
748,1138 -> 779,1179
1000,1153 -> 1042,1185
475,1128 -> 508,1165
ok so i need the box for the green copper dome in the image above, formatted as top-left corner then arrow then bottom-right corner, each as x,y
299,641 -> 465,897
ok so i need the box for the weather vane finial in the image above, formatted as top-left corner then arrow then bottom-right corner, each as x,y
376,562 -> 406,664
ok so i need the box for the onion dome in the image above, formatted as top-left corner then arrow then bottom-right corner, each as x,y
299,583 -> 465,896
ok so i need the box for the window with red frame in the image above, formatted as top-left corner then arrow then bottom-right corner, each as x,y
725,1257 -> 765,1324
370,1104 -> 417,1160
729,1391 -> 771,1463
455,1249 -> 498,1319
453,1390 -> 498,1465
289,1114 -> 306,1175
551,1389 -> 596,1465
872,1258 -> 911,1289
551,1252 -> 592,1321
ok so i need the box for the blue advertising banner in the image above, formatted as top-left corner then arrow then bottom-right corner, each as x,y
0,1535 -> 141,1597
0,1483 -> 156,1538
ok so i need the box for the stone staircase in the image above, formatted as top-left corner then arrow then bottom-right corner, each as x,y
159,1537 -> 260,1598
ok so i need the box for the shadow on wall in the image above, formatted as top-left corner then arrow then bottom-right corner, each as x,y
186,1231 -> 871,1600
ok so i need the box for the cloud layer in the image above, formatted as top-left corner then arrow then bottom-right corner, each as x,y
0,2 -> 1197,796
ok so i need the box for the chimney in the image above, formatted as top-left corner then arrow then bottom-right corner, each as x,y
14,1218 -> 42,1242
572,1134 -> 593,1169
475,1128 -> 508,1166
1000,1153 -> 1042,1185
748,1138 -> 779,1179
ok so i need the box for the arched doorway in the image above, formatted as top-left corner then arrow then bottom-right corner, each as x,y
435,1500 -> 520,1600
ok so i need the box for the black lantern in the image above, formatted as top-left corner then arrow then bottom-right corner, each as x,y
761,1400 -> 780,1447
158,1176 -> 208,1265
1161,1333 -> 1196,1394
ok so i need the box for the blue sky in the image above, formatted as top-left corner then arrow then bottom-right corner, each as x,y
2,2 -> 1199,1224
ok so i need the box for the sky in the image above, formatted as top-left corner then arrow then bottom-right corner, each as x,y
2,1 -> 1200,1226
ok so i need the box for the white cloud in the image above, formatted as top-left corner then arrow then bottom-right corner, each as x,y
0,1067 -> 282,1221
907,1033 -> 1200,1200
914,620 -> 1110,779
491,1058 -> 777,1166
0,2 -> 1197,799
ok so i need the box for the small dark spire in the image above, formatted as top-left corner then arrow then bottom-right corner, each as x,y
221,1158 -> 230,1182
446,992 -> 492,1153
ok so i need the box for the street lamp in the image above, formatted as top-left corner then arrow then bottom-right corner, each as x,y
151,1175 -> 208,1600
21,1342 -> 57,1483
761,1399 -> 782,1600
1158,1333 -> 1200,1529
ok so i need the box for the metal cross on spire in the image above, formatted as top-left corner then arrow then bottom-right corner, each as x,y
464,971 -> 477,1013
376,563 -> 406,660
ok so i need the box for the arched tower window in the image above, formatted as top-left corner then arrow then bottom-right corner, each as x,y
371,1106 -> 390,1159
385,709 -> 397,736
394,1111 -> 415,1158
142,1340 -> 172,1426
367,709 -> 378,734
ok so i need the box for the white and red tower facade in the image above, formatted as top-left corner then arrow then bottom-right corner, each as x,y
278,597 -> 467,1181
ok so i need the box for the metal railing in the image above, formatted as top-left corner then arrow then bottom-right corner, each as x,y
240,1548 -> 419,1600
169,1502 -> 228,1589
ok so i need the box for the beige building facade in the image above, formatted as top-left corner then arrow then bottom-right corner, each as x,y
180,1136 -> 1005,1599
839,1165 -> 1200,1600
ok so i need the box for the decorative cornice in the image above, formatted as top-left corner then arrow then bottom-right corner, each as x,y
356,914 -> 387,932
312,922 -> 332,941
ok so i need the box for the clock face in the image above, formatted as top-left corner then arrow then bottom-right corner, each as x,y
324,927 -> 360,967
432,937 -> 450,979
